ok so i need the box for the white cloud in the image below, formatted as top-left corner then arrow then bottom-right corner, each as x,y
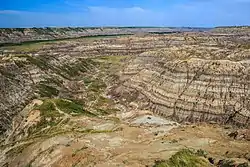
127,7 -> 145,12
0,1 -> 249,28
0,10 -> 22,14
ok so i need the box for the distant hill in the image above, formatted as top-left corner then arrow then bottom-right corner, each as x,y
0,27 -> 209,45
212,26 -> 250,34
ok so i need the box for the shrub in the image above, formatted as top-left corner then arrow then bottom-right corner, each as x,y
153,149 -> 210,167
54,99 -> 95,116
36,84 -> 59,97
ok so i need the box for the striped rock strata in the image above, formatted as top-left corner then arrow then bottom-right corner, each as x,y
0,53 -> 97,135
121,47 -> 250,127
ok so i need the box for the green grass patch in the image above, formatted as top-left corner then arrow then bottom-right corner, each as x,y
54,99 -> 95,116
1,41 -> 51,52
26,55 -> 52,70
35,99 -> 61,117
54,99 -> 83,114
153,149 -> 211,167
29,100 -> 62,135
40,76 -> 63,87
25,164 -> 33,167
83,77 -> 92,86
36,83 -> 59,98
0,34 -> 131,49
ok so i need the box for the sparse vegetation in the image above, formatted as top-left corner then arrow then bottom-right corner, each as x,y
26,55 -> 50,70
217,160 -> 249,167
54,98 -> 94,116
1,27 -> 250,167
41,76 -> 63,87
153,149 -> 210,167
1,42 -> 49,52
153,149 -> 249,167
35,99 -> 60,117
88,79 -> 106,92
36,83 -> 59,97
27,99 -> 62,135
24,163 -> 33,167
0,68 -> 16,80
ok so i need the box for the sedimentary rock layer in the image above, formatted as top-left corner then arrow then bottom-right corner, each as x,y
0,29 -> 249,135
0,34 -> 176,135
0,53 -> 97,134
122,47 -> 250,127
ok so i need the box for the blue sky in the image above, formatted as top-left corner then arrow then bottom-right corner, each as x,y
0,0 -> 250,28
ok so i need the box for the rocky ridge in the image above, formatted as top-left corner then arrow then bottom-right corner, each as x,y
0,27 -> 182,44
212,26 -> 250,34
120,46 -> 250,127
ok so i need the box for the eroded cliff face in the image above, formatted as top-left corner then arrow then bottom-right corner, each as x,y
0,61 -> 33,133
0,28 -> 250,166
119,44 -> 250,127
0,51 -> 98,134
0,34 -> 175,136
1,30 -> 250,136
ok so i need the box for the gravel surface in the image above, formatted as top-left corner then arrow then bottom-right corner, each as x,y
131,115 -> 177,125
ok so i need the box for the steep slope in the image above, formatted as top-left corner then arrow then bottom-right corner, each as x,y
119,46 -> 250,127
0,29 -> 249,166
0,54 -> 99,134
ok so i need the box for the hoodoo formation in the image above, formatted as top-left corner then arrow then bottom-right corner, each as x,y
0,27 -> 249,167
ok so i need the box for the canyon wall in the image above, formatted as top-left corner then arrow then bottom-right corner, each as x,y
121,46 -> 250,127
0,52 -> 98,134
0,28 -> 249,136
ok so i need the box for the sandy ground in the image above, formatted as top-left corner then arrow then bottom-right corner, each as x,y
3,109 -> 249,167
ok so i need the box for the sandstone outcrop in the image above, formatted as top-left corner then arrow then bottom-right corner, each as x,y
0,27 -> 250,166
0,52 -> 97,134
120,45 -> 250,127
0,27 -> 250,136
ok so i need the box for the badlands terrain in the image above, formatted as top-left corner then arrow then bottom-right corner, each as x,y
0,27 -> 250,167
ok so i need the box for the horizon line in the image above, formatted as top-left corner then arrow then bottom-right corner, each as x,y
0,25 -> 250,29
